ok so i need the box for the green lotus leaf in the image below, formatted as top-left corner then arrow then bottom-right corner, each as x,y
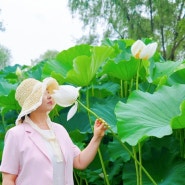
103,57 -> 139,81
171,100 -> 185,129
115,84 -> 185,146
150,60 -> 182,84
66,46 -> 114,86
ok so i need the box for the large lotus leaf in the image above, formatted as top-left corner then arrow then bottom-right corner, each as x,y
90,96 -> 119,132
103,57 -> 139,81
123,137 -> 185,185
115,84 -> 185,146
123,162 -> 185,185
158,161 -> 185,185
171,100 -> 185,129
69,130 -> 88,149
42,45 -> 92,79
66,56 -> 92,86
0,80 -> 17,96
140,136 -> 185,185
43,59 -> 70,79
42,60 -> 65,83
113,39 -> 132,62
53,109 -> 91,133
169,62 -> 185,84
89,82 -> 120,98
24,61 -> 45,79
43,45 -> 113,86
107,139 -> 130,162
0,91 -> 18,115
150,60 -> 182,84
0,64 -> 20,82
66,46 -> 114,86
56,44 -> 92,76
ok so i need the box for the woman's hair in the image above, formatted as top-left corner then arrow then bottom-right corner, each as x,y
20,114 -> 30,123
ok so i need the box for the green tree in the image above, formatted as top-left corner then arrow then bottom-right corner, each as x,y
0,9 -> 11,69
68,0 -> 185,60
0,44 -> 11,69
31,50 -> 59,66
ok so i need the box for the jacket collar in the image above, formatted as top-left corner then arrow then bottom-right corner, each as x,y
22,121 -> 67,163
23,122 -> 51,162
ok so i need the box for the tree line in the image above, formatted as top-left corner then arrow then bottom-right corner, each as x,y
0,10 -> 11,69
68,0 -> 185,61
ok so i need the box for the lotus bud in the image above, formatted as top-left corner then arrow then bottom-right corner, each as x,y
16,67 -> 22,77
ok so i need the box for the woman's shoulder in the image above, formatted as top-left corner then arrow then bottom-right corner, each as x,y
7,123 -> 25,132
52,122 -> 66,130
6,123 -> 28,135
52,122 -> 69,135
4,123 -> 26,141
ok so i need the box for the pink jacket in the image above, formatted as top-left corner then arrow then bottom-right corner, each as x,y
0,121 -> 81,185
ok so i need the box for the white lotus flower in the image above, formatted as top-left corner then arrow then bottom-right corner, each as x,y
52,85 -> 81,121
131,40 -> 145,59
131,40 -> 158,60
139,42 -> 158,60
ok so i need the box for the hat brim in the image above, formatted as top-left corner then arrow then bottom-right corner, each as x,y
16,77 -> 59,125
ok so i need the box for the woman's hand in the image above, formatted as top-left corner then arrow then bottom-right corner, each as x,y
74,118 -> 109,170
93,118 -> 108,139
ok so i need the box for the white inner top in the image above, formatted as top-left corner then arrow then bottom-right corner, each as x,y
39,129 -> 65,185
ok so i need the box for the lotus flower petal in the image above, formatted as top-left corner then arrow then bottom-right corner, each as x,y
140,42 -> 158,60
131,40 -> 145,59
52,85 -> 81,107
67,101 -> 78,121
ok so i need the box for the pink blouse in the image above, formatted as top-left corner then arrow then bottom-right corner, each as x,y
0,121 -> 81,185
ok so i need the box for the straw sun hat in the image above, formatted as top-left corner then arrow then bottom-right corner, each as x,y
15,77 -> 59,125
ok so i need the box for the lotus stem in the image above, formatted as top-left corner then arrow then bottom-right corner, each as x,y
82,91 -> 110,185
77,99 -> 157,185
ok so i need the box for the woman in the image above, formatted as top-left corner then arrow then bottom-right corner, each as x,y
0,77 -> 107,185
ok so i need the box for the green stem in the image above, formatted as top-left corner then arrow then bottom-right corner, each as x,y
74,171 -> 80,185
136,59 -> 142,90
98,149 -> 109,184
108,127 -> 157,185
120,80 -> 123,98
85,178 -> 88,185
139,143 -> 142,185
77,99 -> 157,185
83,91 -> 110,185
128,79 -> 134,95
77,100 -> 99,118
136,59 -> 142,185
124,81 -> 128,97
179,129 -> 185,158
184,129 -> 185,158
133,146 -> 139,185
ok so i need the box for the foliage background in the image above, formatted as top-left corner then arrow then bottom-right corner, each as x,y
0,38 -> 185,184
0,0 -> 185,184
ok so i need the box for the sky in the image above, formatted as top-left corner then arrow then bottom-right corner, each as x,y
0,0 -> 84,66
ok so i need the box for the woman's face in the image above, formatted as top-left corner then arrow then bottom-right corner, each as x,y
36,89 -> 55,113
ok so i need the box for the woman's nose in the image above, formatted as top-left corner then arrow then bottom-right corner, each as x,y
46,91 -> 52,99
48,94 -> 52,99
